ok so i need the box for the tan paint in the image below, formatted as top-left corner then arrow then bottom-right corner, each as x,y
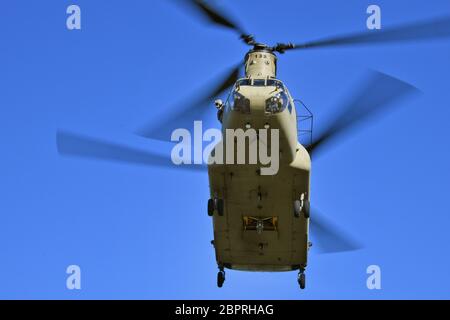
208,49 -> 311,272
245,50 -> 277,78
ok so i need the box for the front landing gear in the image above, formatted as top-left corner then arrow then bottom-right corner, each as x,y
217,266 -> 226,288
297,269 -> 306,290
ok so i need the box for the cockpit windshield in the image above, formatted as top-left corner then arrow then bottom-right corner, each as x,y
227,78 -> 291,115
236,79 -> 251,86
253,79 -> 265,86
235,78 -> 285,89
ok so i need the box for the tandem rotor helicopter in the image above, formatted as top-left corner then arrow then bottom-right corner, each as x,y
57,1 -> 450,289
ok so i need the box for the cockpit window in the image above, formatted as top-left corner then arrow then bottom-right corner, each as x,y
236,79 -> 251,86
253,79 -> 266,86
227,78 -> 291,114
235,78 -> 285,89
266,79 -> 283,88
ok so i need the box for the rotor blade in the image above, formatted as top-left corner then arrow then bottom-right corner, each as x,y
307,70 -> 420,155
310,208 -> 362,254
183,0 -> 246,35
57,130 -> 206,171
288,15 -> 450,51
137,63 -> 240,141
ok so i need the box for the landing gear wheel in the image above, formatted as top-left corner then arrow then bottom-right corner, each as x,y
298,272 -> 306,290
207,199 -> 214,217
217,271 -> 225,288
293,200 -> 301,218
216,199 -> 224,216
302,200 -> 310,219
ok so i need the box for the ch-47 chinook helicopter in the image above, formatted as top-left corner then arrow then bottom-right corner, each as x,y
56,1 -> 450,289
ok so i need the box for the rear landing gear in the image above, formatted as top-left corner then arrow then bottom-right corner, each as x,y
217,266 -> 225,288
293,193 -> 310,219
294,200 -> 302,218
207,199 -> 214,216
297,269 -> 306,290
303,199 -> 310,219
208,198 -> 224,216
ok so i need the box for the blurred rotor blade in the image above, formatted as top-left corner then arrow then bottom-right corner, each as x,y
179,0 -> 253,42
57,130 -> 206,171
310,208 -> 362,254
137,63 -> 240,141
307,70 -> 420,156
287,15 -> 450,51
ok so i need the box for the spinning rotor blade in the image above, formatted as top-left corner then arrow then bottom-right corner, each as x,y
307,70 -> 420,156
137,63 -> 240,141
189,0 -> 242,33
57,131 -> 206,171
181,0 -> 254,44
310,208 -> 362,253
279,15 -> 450,52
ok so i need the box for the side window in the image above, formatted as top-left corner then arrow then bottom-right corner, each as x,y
285,89 -> 293,114
225,87 -> 234,112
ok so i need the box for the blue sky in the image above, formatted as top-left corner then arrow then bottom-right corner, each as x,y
1,0 -> 450,299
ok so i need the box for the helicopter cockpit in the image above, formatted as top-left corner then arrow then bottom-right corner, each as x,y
235,78 -> 284,88
226,78 -> 292,115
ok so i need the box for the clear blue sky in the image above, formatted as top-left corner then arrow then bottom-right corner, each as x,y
1,0 -> 450,299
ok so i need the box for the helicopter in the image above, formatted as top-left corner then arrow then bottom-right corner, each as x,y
56,1 -> 450,289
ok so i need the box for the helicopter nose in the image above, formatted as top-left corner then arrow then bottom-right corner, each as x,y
249,97 -> 268,114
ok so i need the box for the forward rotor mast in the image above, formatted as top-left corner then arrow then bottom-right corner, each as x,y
244,44 -> 278,79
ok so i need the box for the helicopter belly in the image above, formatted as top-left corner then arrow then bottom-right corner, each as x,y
208,145 -> 311,272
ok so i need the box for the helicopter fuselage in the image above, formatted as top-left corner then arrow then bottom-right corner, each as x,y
208,48 -> 311,272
